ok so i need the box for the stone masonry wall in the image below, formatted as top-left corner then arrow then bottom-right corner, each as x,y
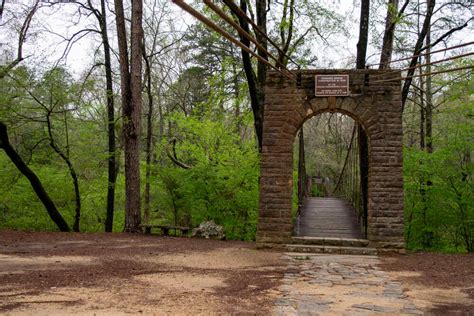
256,69 -> 405,251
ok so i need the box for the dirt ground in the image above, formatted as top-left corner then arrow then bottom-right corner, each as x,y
0,231 -> 285,315
380,252 -> 474,315
0,231 -> 473,315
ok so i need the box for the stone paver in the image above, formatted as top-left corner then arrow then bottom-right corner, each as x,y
274,253 -> 423,315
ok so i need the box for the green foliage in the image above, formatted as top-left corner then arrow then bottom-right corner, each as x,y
0,142 -> 127,233
0,65 -> 127,233
147,112 -> 260,240
404,93 -> 473,253
1,34 -> 260,239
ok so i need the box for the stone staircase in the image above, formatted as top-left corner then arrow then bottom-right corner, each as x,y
286,236 -> 377,256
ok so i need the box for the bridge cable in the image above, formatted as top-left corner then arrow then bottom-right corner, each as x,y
333,124 -> 365,225
366,41 -> 474,68
370,51 -> 474,80
221,0 -> 301,70
171,0 -> 297,81
203,0 -> 297,79
333,125 -> 356,195
371,64 -> 474,84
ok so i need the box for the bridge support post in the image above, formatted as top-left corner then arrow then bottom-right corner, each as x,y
257,69 -> 405,252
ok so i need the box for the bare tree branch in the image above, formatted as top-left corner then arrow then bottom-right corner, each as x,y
166,138 -> 191,169
0,0 -> 40,79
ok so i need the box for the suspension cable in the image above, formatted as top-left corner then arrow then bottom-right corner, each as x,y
370,51 -> 474,79
171,0 -> 296,81
366,41 -> 474,68
371,64 -> 474,83
222,0 -> 301,70
333,125 -> 357,194
203,0 -> 296,79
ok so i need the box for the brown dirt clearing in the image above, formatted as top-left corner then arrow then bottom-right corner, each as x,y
380,252 -> 474,315
0,231 -> 284,315
1,231 -> 473,315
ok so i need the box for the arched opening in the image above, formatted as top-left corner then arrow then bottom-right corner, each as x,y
257,69 -> 404,252
292,112 -> 368,240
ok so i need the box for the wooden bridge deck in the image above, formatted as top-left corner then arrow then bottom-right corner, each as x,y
295,197 -> 365,239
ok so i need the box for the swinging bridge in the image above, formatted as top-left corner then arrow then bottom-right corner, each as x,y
291,124 -> 375,254
257,69 -> 405,253
171,0 -> 407,253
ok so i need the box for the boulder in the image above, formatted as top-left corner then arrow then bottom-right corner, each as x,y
191,220 -> 225,240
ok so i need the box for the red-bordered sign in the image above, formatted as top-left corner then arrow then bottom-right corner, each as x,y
315,75 -> 349,96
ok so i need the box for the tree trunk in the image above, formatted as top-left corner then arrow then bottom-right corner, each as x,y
255,0 -> 267,150
356,0 -> 370,69
97,0 -> 117,233
124,0 -> 143,232
143,52 -> 154,224
114,0 -> 143,232
158,98 -> 164,151
71,169 -> 81,232
113,0 -> 133,229
425,27 -> 433,154
420,99 -> 425,150
231,0 -> 268,151
0,0 -> 6,23
0,122 -> 70,232
46,112 -> 81,232
356,0 -> 370,237
358,125 -> 369,237
230,44 -> 241,121
379,0 -> 398,68
419,68 -> 425,150
278,0 -> 295,66
297,128 -> 306,208
401,0 -> 436,109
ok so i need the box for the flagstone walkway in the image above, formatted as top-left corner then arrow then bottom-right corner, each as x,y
274,253 -> 423,315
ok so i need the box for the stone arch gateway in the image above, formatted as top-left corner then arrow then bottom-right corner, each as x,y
256,69 -> 405,252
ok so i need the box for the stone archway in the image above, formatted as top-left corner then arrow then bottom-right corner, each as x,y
256,69 -> 404,252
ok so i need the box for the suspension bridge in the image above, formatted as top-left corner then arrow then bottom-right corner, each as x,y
255,69 -> 405,253
288,125 -> 376,255
171,0 -> 473,253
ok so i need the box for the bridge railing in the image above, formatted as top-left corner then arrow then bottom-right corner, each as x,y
333,125 -> 366,234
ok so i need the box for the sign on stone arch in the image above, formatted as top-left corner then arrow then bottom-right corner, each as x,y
257,69 -> 404,252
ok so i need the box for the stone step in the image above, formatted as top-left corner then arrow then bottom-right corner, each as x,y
291,236 -> 369,248
285,244 -> 377,256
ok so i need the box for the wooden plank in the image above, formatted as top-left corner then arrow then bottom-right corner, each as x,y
140,224 -> 190,236
295,197 -> 364,239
